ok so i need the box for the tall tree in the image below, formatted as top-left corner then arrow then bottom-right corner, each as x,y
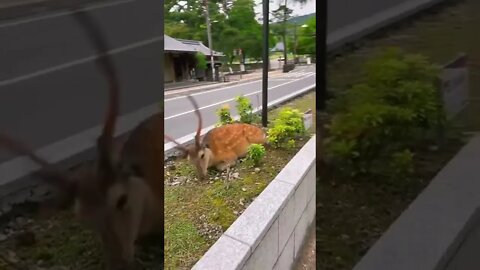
165,0 -> 263,63
271,3 -> 293,65
219,0 -> 263,63
296,16 -> 316,56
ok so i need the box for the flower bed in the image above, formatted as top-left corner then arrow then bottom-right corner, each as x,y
164,91 -> 316,269
319,0 -> 478,267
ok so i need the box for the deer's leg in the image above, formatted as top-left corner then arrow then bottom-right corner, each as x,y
215,162 -> 229,171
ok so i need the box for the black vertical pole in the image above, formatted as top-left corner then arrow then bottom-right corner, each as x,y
317,0 -> 327,111
262,0 -> 269,127
282,0 -> 288,68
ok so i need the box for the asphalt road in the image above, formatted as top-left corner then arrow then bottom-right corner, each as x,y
0,0 -> 163,164
164,65 -> 316,141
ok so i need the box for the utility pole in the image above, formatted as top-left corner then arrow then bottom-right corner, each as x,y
318,0 -> 327,111
262,0 -> 269,127
317,0 -> 328,173
293,22 -> 297,63
204,0 -> 216,81
282,0 -> 288,67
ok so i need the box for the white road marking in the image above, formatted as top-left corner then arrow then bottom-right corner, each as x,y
164,74 -> 315,120
164,70 -> 316,102
164,80 -> 259,102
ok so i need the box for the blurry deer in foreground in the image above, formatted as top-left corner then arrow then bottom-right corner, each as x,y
165,97 -> 267,183
0,9 -> 163,270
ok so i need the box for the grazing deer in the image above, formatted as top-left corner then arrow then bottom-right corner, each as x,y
0,9 -> 163,270
165,98 -> 267,181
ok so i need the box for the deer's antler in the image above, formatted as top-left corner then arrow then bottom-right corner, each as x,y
71,10 -> 119,188
0,133 -> 73,194
164,95 -> 203,154
186,95 -> 203,150
164,135 -> 189,153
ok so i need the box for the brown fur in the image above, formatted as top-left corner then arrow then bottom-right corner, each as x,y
165,99 -> 267,180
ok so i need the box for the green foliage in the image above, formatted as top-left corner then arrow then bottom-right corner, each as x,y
195,52 -> 207,71
216,104 -> 233,126
389,150 -> 415,179
297,16 -> 316,55
246,144 -> 266,166
165,0 -> 263,62
267,107 -> 305,148
235,95 -> 259,124
324,48 -> 444,179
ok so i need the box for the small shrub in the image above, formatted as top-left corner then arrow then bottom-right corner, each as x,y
287,139 -> 296,149
267,107 -> 305,148
195,52 -> 207,70
389,149 -> 415,179
246,144 -> 266,166
216,104 -> 233,126
324,48 -> 444,179
235,95 -> 259,124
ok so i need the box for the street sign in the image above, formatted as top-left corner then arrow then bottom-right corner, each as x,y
439,54 -> 469,120
303,109 -> 313,130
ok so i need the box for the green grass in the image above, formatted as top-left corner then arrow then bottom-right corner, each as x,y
319,0 -> 479,269
164,91 -> 315,269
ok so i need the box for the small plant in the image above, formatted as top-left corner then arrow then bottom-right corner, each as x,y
246,144 -> 266,166
216,104 -> 233,126
287,139 -> 296,149
235,95 -> 259,124
267,107 -> 305,148
389,149 -> 415,178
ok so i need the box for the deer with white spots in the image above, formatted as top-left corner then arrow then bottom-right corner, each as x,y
0,9 -> 163,270
165,98 -> 267,182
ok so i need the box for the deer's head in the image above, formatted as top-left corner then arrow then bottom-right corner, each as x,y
0,10 -> 143,269
165,96 -> 211,180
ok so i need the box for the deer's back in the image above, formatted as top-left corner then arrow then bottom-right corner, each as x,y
120,112 -> 163,201
206,123 -> 266,161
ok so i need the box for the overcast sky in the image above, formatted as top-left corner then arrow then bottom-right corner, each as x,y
253,0 -> 316,19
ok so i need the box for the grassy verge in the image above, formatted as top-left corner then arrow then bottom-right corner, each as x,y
319,0 -> 479,269
164,91 -> 316,269
0,206 -> 164,269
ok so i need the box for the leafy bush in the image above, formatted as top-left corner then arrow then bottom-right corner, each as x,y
216,104 -> 233,126
267,107 -> 305,148
324,48 -> 444,179
246,144 -> 266,166
235,95 -> 259,124
195,52 -> 207,70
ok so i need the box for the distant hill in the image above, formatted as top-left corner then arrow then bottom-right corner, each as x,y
287,13 -> 315,25
271,12 -> 315,26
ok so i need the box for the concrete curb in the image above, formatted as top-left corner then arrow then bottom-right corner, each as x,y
191,135 -> 316,270
0,103 -> 159,212
353,134 -> 480,270
164,84 -> 316,158
327,0 -> 444,51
